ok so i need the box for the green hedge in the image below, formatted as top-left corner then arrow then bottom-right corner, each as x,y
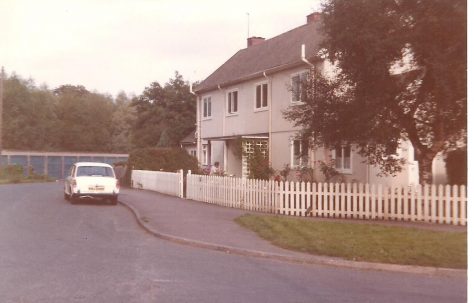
124,147 -> 199,185
445,149 -> 467,185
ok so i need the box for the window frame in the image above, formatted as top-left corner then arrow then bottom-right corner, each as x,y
226,89 -> 239,115
290,139 -> 310,169
332,145 -> 353,174
254,81 -> 269,111
290,71 -> 309,104
202,96 -> 212,120
202,144 -> 208,165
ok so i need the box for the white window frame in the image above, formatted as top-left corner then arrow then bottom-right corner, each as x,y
202,144 -> 208,165
290,71 -> 309,103
332,145 -> 353,174
290,139 -> 309,169
202,96 -> 212,120
226,89 -> 239,115
254,81 -> 269,111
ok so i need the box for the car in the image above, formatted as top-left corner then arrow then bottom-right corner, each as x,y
64,162 -> 120,204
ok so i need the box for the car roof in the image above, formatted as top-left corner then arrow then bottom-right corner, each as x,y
74,162 -> 113,168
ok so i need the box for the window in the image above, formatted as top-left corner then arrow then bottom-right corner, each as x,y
255,83 -> 268,109
291,139 -> 309,168
202,144 -> 208,165
203,96 -> 212,118
227,90 -> 238,114
76,166 -> 114,177
291,72 -> 308,103
333,145 -> 352,173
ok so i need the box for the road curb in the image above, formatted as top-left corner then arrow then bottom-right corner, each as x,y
119,200 -> 466,278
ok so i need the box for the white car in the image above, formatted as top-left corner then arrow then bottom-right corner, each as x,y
64,162 -> 120,204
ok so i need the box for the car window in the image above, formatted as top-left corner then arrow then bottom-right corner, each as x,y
76,166 -> 114,177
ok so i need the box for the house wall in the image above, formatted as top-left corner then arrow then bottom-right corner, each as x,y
226,140 -> 242,177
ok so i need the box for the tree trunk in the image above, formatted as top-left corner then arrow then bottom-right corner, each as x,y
416,152 -> 436,185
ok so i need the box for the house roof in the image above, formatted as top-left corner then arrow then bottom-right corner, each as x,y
180,130 -> 196,145
196,20 -> 323,93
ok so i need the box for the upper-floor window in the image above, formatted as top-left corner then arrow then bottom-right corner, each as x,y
255,83 -> 268,109
333,145 -> 352,173
227,90 -> 238,114
203,96 -> 212,118
291,72 -> 308,103
291,139 -> 309,168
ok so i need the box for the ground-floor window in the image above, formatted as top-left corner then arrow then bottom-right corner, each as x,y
291,139 -> 309,168
202,144 -> 208,165
333,145 -> 352,173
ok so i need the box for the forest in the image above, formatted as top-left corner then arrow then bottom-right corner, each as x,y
1,71 -> 196,153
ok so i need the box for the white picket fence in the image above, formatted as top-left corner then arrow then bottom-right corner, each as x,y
186,174 -> 279,213
186,173 -> 467,226
131,169 -> 183,198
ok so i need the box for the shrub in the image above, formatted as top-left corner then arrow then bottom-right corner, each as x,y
248,149 -> 274,180
445,149 -> 467,185
125,147 -> 199,185
0,165 -> 24,183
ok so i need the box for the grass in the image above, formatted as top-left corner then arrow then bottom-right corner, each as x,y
0,176 -> 55,185
235,214 -> 467,269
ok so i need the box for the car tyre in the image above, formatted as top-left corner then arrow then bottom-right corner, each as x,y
110,196 -> 118,205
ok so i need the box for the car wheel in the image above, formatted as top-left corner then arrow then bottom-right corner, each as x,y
69,190 -> 76,204
110,196 -> 118,205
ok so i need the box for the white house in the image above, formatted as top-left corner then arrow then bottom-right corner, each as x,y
193,12 -> 446,186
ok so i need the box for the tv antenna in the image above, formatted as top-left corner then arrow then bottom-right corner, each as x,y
246,12 -> 250,38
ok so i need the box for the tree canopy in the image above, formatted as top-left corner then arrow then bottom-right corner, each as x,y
130,72 -> 196,148
284,0 -> 466,184
1,70 -> 197,153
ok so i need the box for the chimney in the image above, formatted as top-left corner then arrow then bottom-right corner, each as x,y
306,12 -> 321,24
247,36 -> 265,48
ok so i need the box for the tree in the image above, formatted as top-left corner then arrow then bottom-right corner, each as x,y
131,71 -> 196,148
110,91 -> 136,152
55,85 -> 115,151
284,0 -> 466,184
3,74 -> 59,150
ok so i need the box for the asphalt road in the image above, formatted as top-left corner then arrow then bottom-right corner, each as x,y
0,183 -> 467,303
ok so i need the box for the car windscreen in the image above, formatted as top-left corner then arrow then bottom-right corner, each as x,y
76,166 -> 114,177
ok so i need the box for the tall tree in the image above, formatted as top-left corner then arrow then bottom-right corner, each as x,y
3,75 -> 59,150
55,85 -> 115,151
131,71 -> 196,148
284,0 -> 466,184
110,91 -> 136,152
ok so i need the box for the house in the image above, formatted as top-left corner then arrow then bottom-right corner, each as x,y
179,130 -> 197,158
193,12 -> 446,185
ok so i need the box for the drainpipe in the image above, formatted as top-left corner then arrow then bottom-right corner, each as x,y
263,71 -> 272,165
190,83 -> 201,166
301,44 -> 315,170
301,44 -> 314,68
218,84 -> 227,172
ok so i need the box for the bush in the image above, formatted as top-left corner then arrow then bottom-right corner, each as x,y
0,164 -> 24,182
125,147 -> 199,185
248,149 -> 274,180
445,149 -> 467,185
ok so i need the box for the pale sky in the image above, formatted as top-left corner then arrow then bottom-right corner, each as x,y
0,0 -> 321,97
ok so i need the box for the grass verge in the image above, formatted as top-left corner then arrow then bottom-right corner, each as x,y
235,214 -> 466,269
0,176 -> 55,185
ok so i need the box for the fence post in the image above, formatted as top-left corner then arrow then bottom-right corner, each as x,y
178,169 -> 184,198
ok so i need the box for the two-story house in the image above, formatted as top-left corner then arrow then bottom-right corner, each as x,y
193,12 -> 446,185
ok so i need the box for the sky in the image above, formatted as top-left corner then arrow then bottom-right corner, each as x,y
0,0 -> 321,97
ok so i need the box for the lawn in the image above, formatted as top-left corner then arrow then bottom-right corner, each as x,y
235,214 -> 467,269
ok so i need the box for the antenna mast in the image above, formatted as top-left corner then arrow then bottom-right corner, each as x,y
246,12 -> 250,38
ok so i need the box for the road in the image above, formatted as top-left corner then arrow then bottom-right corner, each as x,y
0,183 -> 466,303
